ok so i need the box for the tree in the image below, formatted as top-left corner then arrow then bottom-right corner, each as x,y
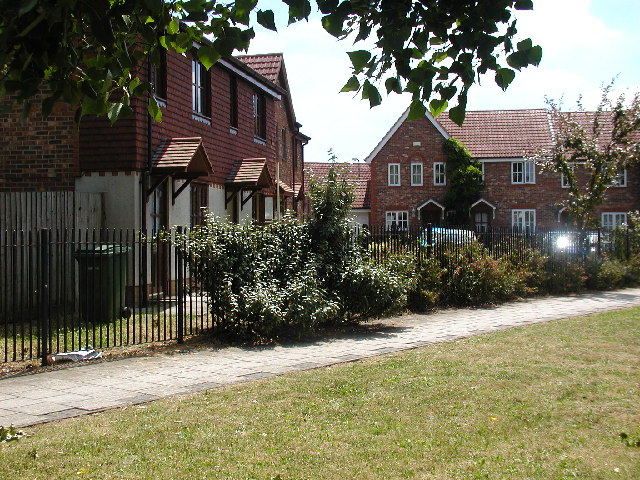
531,84 -> 640,229
442,138 -> 483,225
1,0 -> 541,124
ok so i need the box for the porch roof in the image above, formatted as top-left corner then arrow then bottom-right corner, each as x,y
151,137 -> 213,177
226,158 -> 273,190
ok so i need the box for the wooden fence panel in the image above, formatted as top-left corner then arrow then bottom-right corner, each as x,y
0,192 -> 104,315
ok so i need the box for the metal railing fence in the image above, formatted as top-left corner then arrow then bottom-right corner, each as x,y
1,228 -> 211,365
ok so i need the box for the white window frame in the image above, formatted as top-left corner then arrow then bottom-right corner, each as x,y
608,169 -> 627,187
511,160 -> 535,184
601,212 -> 627,230
410,162 -> 423,186
433,162 -> 446,186
512,209 -> 536,233
388,163 -> 401,186
385,210 -> 409,230
192,59 -> 206,115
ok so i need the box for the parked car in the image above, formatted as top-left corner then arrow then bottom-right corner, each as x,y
421,227 -> 476,247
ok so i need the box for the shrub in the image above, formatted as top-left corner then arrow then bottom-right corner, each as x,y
407,258 -> 443,312
337,259 -> 409,320
623,253 -> 640,286
542,259 -> 586,294
439,241 -> 526,306
585,256 -> 627,290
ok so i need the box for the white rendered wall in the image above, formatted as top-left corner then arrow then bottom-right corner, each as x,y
75,172 -> 140,229
351,210 -> 371,227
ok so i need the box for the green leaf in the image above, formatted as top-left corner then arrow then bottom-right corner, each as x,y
515,0 -> 534,9
407,99 -> 426,121
432,51 -> 449,63
362,80 -> 382,108
197,46 -> 221,70
284,0 -> 311,24
347,50 -> 371,73
148,97 -> 163,122
232,0 -> 257,25
321,12 -> 345,37
384,77 -> 402,94
257,10 -> 277,31
167,18 -> 180,35
517,38 -> 533,51
340,76 -> 359,92
495,68 -> 515,91
429,98 -> 448,117
529,45 -> 543,66
448,105 -> 466,126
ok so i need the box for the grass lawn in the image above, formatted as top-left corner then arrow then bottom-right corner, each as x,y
1,307 -> 639,479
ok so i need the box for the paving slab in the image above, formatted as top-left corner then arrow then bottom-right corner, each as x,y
1,288 -> 639,428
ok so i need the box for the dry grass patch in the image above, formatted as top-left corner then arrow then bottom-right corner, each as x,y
1,307 -> 639,479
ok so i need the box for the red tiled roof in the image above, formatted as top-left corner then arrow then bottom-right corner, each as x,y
437,109 -> 552,158
236,54 -> 282,83
151,137 -> 213,175
306,162 -> 371,209
226,158 -> 273,188
277,179 -> 295,196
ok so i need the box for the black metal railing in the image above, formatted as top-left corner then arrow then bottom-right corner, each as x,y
2,224 -> 638,365
1,228 -> 211,365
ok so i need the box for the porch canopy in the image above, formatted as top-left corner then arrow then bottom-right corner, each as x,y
148,137 -> 214,203
225,158 -> 274,208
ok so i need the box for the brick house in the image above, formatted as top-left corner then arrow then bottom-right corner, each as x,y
1,50 -> 309,231
325,108 -> 639,230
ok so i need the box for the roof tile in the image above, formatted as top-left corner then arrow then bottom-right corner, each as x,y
306,162 -> 371,209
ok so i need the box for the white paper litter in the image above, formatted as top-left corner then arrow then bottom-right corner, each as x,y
51,348 -> 102,363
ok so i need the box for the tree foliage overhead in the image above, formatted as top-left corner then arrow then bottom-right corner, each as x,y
530,83 -> 640,229
0,0 -> 541,124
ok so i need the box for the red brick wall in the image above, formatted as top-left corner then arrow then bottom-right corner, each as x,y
79,52 -> 283,185
370,116 -> 640,228
370,116 -> 448,226
0,95 -> 79,191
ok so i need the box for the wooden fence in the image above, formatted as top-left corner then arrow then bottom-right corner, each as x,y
0,192 -> 104,313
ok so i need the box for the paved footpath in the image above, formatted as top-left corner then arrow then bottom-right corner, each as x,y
1,288 -> 639,428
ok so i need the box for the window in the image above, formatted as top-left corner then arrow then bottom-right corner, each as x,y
253,91 -> 266,139
190,183 -> 208,227
511,161 -> 535,184
433,162 -> 446,185
385,211 -> 409,230
388,163 -> 400,186
479,162 -> 485,184
602,212 -> 627,230
192,59 -> 210,117
561,173 -> 571,188
609,169 -> 627,187
150,49 -> 167,101
474,212 -> 490,232
229,76 -> 238,129
264,196 -> 274,221
512,209 -> 536,233
411,162 -> 423,186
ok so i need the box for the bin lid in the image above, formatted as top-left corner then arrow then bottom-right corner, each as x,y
74,244 -> 131,257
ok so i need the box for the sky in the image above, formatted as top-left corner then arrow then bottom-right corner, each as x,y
246,0 -> 640,163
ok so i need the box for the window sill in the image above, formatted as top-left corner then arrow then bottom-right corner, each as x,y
192,112 -> 211,125
229,127 -> 238,135
253,136 -> 267,146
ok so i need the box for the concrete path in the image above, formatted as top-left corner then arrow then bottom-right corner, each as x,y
1,288 -> 639,428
